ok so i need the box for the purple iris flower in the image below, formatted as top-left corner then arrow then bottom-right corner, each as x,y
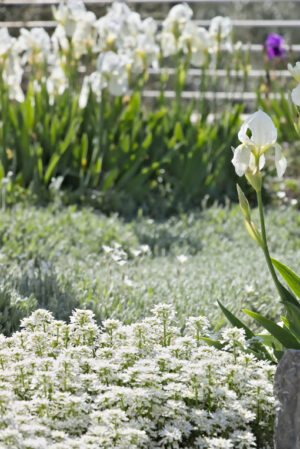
265,33 -> 286,59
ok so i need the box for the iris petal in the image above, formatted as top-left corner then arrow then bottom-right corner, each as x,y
238,110 -> 277,147
275,147 -> 287,178
291,83 -> 300,106
232,145 -> 251,177
259,154 -> 265,170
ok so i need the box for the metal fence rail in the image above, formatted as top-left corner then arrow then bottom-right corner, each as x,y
142,90 -> 288,100
2,19 -> 300,29
147,68 -> 293,78
2,0 -> 300,4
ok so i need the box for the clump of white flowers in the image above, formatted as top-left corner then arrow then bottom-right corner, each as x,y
0,28 -> 24,102
0,0 -> 235,105
79,0 -> 159,103
18,27 -> 51,66
159,3 -> 231,66
209,15 -> 232,51
0,304 -> 275,448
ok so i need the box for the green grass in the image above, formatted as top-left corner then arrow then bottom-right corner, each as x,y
0,201 -> 299,334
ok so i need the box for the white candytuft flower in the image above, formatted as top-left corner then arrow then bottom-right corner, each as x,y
176,254 -> 188,264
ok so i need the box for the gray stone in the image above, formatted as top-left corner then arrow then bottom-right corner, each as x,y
274,349 -> 300,449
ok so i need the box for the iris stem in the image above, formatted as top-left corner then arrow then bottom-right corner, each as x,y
256,189 -> 283,299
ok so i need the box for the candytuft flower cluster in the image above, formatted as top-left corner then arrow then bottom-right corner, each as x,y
0,305 -> 275,448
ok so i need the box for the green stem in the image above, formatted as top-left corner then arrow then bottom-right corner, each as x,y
175,53 -> 181,119
0,78 -> 8,172
2,188 -> 6,212
199,66 -> 206,116
256,189 -> 283,299
97,90 -> 107,186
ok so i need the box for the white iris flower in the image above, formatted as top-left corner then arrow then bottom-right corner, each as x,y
52,0 -> 86,37
232,110 -> 287,178
209,16 -> 233,55
0,29 -> 24,102
288,61 -> 300,83
209,16 -> 232,40
72,11 -> 97,57
19,28 -> 51,64
291,83 -> 300,106
97,51 -> 130,96
179,23 -> 210,67
46,65 -> 68,104
0,28 -> 16,59
288,61 -> 300,106
163,3 -> 193,33
79,72 -> 103,108
79,51 -> 131,107
160,3 -> 193,57
288,62 -> 300,106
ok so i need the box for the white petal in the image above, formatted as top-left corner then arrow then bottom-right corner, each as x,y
259,154 -> 265,170
79,76 -> 89,108
109,74 -> 128,96
232,145 -> 251,176
288,62 -> 300,83
160,32 -> 176,57
168,4 -> 193,22
249,153 -> 256,173
209,16 -> 232,39
238,110 -> 277,147
275,147 -> 287,178
291,83 -> 300,106
190,50 -> 206,67
249,152 -> 265,173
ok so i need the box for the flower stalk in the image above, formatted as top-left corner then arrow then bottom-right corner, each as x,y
256,189 -> 283,300
233,110 -> 289,304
